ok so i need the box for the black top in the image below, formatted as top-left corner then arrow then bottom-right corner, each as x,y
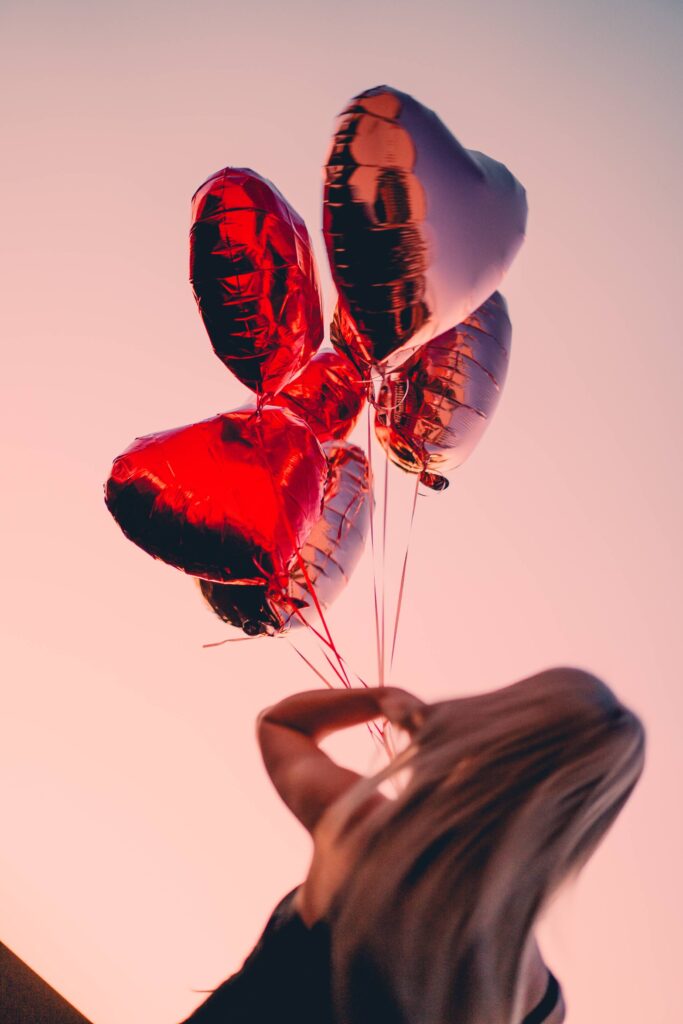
179,890 -> 329,1023
179,889 -> 562,1023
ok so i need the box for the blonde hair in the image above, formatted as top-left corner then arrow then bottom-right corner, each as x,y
325,668 -> 645,1024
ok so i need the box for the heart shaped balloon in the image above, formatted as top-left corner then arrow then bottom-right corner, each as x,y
199,441 -> 371,636
190,167 -> 324,396
324,86 -> 527,372
271,350 -> 366,443
375,292 -> 512,490
105,407 -> 327,584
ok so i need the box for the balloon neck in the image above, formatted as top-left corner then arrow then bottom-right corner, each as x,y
419,470 -> 449,492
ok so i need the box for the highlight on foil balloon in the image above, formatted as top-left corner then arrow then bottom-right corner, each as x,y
190,167 -> 324,396
105,407 -> 327,584
324,85 -> 527,373
374,292 -> 512,491
199,441 -> 371,636
271,350 -> 366,443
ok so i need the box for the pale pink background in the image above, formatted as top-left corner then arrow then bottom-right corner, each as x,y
1,1 -> 682,1022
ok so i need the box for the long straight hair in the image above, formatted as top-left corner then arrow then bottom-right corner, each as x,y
324,668 -> 645,1024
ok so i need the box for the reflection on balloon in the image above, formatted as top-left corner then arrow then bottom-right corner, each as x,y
271,350 -> 366,443
190,167 -> 324,396
199,442 -> 371,637
105,407 -> 327,584
324,85 -> 526,373
375,292 -> 512,490
286,441 -> 371,628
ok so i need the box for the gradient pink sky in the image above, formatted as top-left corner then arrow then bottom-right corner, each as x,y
1,1 -> 682,1021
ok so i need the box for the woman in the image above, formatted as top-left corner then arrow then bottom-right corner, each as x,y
181,667 -> 645,1023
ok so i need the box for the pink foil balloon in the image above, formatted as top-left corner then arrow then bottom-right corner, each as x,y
375,292 -> 512,490
324,86 -> 526,373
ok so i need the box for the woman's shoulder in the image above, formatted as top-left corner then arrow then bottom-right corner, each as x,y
178,889 -> 332,1023
261,887 -> 332,958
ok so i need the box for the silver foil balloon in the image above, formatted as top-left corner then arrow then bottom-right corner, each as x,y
374,292 -> 512,490
324,86 -> 526,372
199,441 -> 371,636
285,441 -> 371,629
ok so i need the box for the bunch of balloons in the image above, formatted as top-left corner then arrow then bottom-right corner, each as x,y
105,85 -> 526,641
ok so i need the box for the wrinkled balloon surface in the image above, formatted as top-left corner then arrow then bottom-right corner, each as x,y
375,292 -> 512,490
190,167 -> 324,395
271,350 -> 366,443
324,86 -> 526,373
105,407 -> 327,584
200,441 -> 371,636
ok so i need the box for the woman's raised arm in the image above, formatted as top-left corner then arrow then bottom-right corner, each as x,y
257,687 -> 425,832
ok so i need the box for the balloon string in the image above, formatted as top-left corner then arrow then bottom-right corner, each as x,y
291,609 -> 343,658
289,641 -> 336,689
389,473 -> 420,671
315,649 -> 387,750
289,639 -> 385,745
251,415 -> 351,689
366,401 -> 383,689
292,547 -> 352,688
380,447 -> 389,687
364,393 -> 397,760
291,611 -> 391,752
322,649 -> 354,690
289,604 -> 389,751
291,607 -> 350,690
202,635 -> 253,648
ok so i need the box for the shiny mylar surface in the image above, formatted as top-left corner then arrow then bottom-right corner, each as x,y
105,407 -> 327,584
199,579 -> 284,637
199,441 -> 371,636
375,292 -> 512,490
190,167 -> 324,396
285,441 -> 371,628
324,86 -> 526,372
271,350 -> 366,443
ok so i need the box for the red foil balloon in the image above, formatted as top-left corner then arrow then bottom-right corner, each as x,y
105,407 -> 327,584
200,441 -> 371,636
271,350 -> 366,443
190,167 -> 324,396
324,86 -> 527,373
375,292 -> 512,491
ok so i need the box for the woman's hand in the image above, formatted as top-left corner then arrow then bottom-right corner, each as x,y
375,687 -> 428,734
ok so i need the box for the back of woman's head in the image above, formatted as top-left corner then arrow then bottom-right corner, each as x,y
327,668 -> 645,1024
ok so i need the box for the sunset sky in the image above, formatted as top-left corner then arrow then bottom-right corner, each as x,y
1,1 -> 682,1021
